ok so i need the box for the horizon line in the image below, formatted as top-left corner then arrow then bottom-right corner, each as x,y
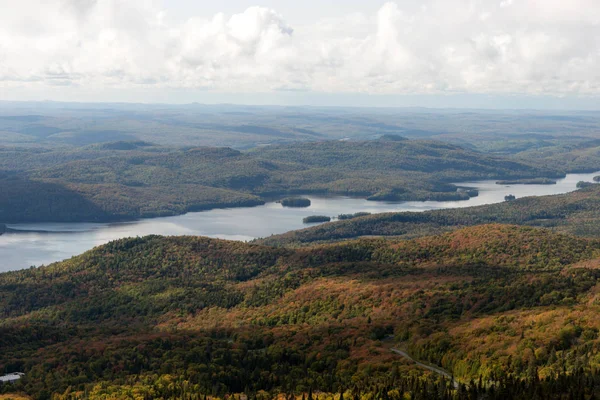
2,99 -> 600,113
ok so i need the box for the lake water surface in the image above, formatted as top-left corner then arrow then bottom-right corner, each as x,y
1,171 -> 599,272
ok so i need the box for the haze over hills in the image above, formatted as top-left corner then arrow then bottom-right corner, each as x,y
2,102 -> 600,156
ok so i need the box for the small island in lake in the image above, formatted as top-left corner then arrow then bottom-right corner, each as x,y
279,197 -> 311,208
457,187 -> 479,197
303,215 -> 331,223
496,178 -> 557,185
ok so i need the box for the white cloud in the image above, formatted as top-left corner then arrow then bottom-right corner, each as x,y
0,0 -> 599,97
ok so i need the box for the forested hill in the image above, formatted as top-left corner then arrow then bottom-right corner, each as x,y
257,184 -> 600,247
251,138 -> 554,179
3,225 -> 600,398
0,138 -> 560,223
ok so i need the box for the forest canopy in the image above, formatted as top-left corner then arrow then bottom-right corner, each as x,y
2,225 -> 600,398
0,138 -> 561,223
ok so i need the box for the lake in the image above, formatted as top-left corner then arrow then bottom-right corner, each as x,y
1,171 -> 598,272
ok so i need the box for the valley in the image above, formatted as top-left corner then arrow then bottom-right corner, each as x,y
2,104 -> 600,399
3,0 -> 600,396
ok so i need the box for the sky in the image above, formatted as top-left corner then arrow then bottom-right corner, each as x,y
0,0 -> 599,109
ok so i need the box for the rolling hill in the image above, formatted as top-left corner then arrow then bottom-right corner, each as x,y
0,138 -> 559,223
2,225 -> 600,398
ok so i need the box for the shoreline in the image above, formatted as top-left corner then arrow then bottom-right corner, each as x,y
2,171 -> 595,229
0,190 -> 483,230
2,170 -> 600,272
0,182 -> 528,227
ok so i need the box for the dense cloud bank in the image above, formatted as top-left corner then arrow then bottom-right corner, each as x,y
0,0 -> 598,96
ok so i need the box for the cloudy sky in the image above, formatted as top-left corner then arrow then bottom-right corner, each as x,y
1,0 -> 599,108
